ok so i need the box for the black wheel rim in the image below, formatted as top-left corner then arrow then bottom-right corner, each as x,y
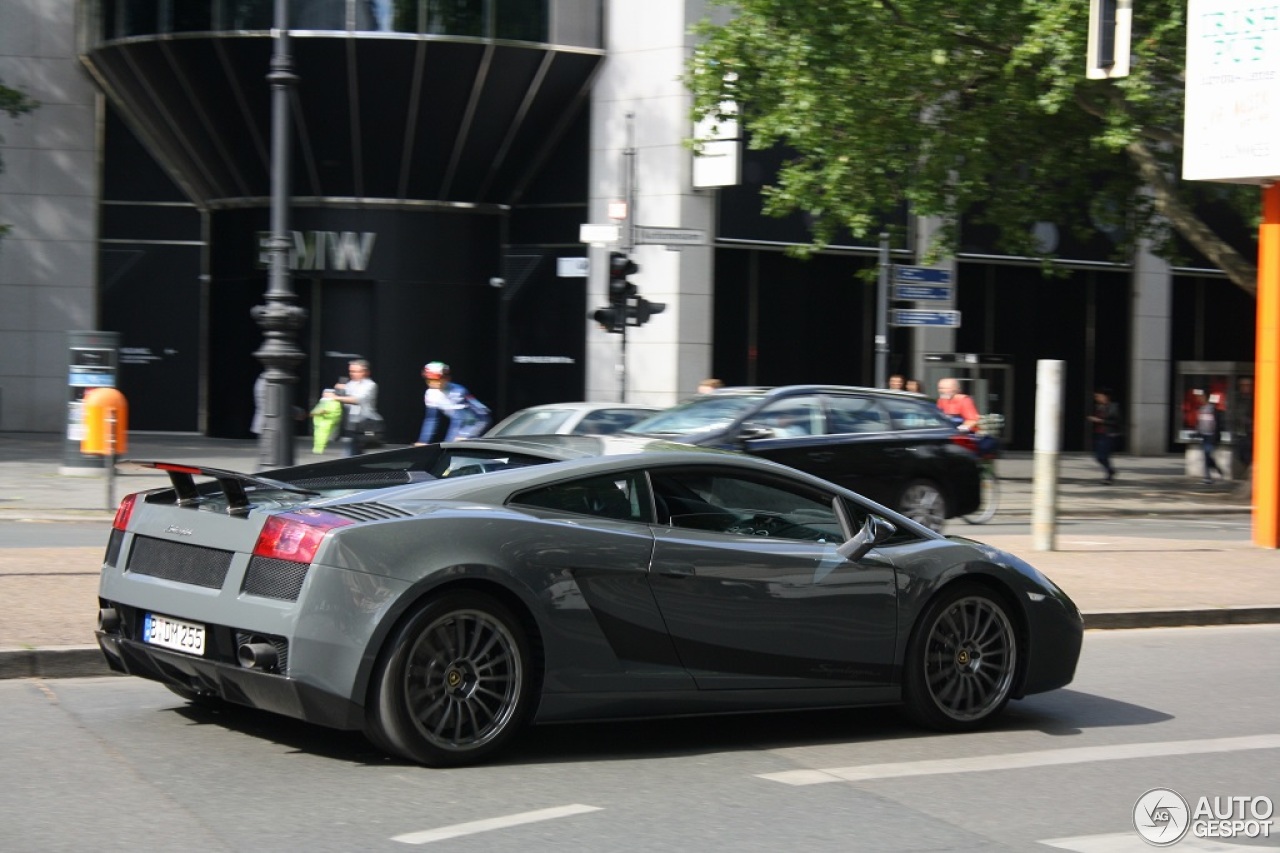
901,484 -> 946,531
922,595 -> 1016,722
403,608 -> 523,752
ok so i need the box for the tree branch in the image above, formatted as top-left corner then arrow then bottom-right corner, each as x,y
1126,139 -> 1257,297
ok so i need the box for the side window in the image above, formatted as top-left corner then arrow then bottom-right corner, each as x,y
752,396 -> 823,437
512,473 -> 649,522
649,468 -> 843,542
577,409 -> 651,435
881,396 -> 955,430
825,395 -> 889,434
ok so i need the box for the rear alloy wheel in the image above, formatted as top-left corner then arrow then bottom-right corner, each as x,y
903,585 -> 1018,731
898,479 -> 948,532
368,592 -> 532,767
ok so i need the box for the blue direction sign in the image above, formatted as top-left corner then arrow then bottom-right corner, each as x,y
894,265 -> 953,285
893,283 -> 951,301
890,309 -> 962,328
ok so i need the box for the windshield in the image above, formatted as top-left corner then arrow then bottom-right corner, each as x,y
624,395 -> 765,436
488,409 -> 575,436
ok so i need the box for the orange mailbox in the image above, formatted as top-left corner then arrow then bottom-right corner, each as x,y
81,387 -> 129,456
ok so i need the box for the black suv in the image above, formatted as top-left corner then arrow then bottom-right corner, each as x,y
624,385 -> 981,531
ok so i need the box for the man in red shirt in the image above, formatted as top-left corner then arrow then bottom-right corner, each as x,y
936,377 -> 981,432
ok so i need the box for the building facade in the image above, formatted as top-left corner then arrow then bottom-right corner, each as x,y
0,0 -> 1256,454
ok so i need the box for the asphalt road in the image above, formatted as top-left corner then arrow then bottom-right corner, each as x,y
3,625 -> 1276,852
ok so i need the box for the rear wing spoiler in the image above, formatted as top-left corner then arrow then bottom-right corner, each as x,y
119,461 -> 319,516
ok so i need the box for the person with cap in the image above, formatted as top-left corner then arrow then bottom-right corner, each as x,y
415,361 -> 492,444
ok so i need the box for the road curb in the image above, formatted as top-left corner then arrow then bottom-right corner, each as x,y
0,646 -> 112,679
1083,606 -> 1280,630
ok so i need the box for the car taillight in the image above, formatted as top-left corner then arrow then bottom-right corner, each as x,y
950,432 -> 979,454
112,493 -> 139,531
252,509 -> 354,564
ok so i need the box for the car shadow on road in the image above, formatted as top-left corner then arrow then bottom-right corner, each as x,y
167,687 -> 1171,768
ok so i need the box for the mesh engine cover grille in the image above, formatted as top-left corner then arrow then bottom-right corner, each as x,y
127,536 -> 233,589
322,501 -> 415,522
242,556 -> 310,601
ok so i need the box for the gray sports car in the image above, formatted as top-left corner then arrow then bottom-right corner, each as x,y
95,436 -> 1082,767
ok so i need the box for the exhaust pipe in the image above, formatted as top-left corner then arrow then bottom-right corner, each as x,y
98,608 -> 120,632
237,642 -> 279,671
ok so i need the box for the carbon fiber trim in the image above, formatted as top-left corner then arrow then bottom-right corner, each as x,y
105,528 -> 125,567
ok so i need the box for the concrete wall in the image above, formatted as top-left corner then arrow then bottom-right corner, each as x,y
0,0 -> 101,431
586,0 -> 716,404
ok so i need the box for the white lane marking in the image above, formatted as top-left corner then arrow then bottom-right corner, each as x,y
1039,831 -> 1266,851
758,734 -> 1280,786
392,804 -> 603,845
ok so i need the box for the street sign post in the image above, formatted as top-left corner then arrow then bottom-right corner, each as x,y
890,309 -> 962,328
892,283 -> 952,301
579,224 -> 620,245
894,265 -> 953,285
635,226 -> 707,246
556,257 -> 589,277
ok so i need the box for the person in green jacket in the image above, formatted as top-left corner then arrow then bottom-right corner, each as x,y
310,388 -> 343,454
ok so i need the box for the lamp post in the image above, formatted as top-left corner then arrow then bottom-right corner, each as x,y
252,0 -> 306,469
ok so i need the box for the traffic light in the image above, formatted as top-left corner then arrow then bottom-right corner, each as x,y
592,305 -> 625,334
608,252 -> 638,305
629,297 -> 666,327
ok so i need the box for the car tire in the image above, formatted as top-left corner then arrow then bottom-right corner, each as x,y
902,583 -> 1018,731
898,479 -> 948,532
368,591 -> 533,767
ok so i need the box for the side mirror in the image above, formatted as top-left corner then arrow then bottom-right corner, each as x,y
837,515 -> 897,562
737,423 -> 777,442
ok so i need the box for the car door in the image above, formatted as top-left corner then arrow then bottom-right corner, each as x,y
645,466 -> 898,690
809,392 -> 911,505
509,472 -> 691,692
738,394 -> 835,475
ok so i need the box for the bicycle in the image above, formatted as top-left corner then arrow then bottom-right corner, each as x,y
962,414 -> 1003,525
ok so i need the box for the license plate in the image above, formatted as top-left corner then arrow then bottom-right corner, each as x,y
142,612 -> 206,656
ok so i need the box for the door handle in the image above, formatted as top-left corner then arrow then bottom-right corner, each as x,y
808,451 -> 836,463
658,563 -> 696,578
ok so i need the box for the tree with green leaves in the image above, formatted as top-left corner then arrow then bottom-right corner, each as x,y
687,0 -> 1260,296
1,79 -> 39,242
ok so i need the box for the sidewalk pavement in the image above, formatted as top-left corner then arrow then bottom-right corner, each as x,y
1,431 -> 1276,680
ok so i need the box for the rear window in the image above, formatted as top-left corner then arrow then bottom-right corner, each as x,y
489,409 -> 575,436
879,396 -> 956,430
824,395 -> 890,434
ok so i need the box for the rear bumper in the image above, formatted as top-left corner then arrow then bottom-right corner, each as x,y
97,632 -> 364,730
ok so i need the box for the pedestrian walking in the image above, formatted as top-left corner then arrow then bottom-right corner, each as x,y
309,388 -> 343,454
1195,391 -> 1225,484
333,359 -> 380,456
1087,388 -> 1122,484
415,361 -> 491,443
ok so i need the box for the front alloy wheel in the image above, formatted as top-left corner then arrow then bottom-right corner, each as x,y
904,585 -> 1017,730
368,592 -> 532,766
